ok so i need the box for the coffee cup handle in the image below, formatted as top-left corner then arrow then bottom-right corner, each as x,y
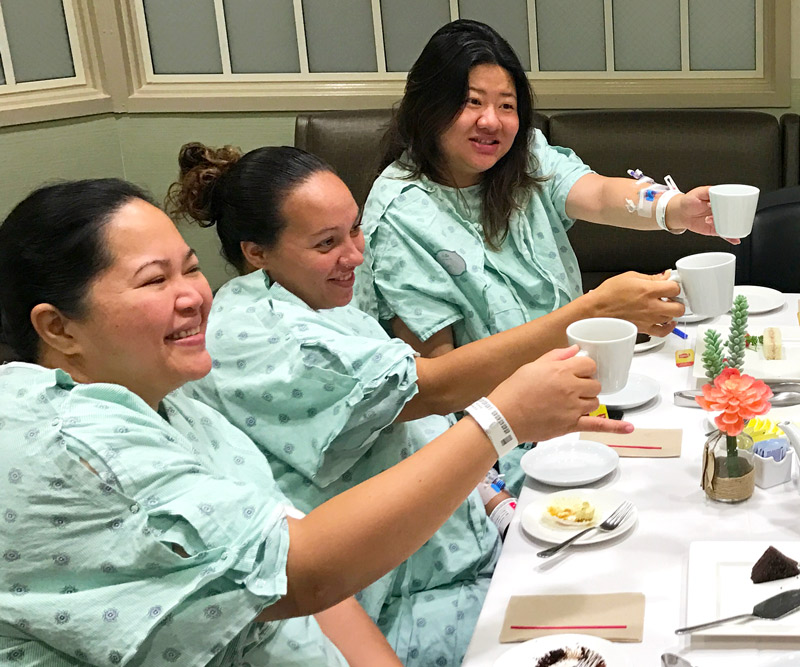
571,348 -> 600,384
667,269 -> 687,312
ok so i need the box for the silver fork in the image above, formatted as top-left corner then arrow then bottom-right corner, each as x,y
536,501 -> 634,558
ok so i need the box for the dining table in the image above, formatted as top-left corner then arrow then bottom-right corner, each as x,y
461,291 -> 800,667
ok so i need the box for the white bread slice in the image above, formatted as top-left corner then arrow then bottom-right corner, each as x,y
763,326 -> 783,360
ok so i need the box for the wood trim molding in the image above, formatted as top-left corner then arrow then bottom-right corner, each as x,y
0,0 -> 791,127
115,0 -> 790,112
0,1 -> 113,127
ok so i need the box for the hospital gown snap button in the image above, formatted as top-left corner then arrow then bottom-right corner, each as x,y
129,503 -> 140,513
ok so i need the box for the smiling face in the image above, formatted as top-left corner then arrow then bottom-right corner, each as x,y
437,63 -> 520,188
62,199 -> 213,407
250,170 -> 364,310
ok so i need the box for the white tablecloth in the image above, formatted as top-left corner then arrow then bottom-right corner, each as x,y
462,297 -> 800,667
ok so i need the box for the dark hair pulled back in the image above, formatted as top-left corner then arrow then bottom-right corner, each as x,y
0,178 -> 153,362
167,143 -> 334,274
381,19 -> 545,249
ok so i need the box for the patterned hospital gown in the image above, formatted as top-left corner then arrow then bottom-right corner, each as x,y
355,130 -> 593,492
0,362 -> 347,666
187,271 -> 502,667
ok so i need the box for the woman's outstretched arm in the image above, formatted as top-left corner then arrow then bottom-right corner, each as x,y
257,346 -> 631,620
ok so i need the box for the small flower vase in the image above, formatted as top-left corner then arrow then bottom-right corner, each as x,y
701,430 -> 755,502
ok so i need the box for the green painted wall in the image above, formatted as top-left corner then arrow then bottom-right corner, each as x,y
0,81 -> 799,290
0,115 -> 124,214
115,112 -> 297,289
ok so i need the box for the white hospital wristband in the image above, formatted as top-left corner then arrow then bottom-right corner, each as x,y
489,497 -> 517,540
655,190 -> 685,234
464,397 -> 519,458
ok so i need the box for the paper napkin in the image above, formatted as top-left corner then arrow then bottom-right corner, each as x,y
499,592 -> 645,643
579,428 -> 682,457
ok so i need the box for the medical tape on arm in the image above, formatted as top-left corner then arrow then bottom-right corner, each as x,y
625,169 -> 684,233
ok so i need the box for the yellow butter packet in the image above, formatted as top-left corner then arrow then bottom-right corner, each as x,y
589,404 -> 609,419
675,349 -> 695,367
745,418 -> 783,442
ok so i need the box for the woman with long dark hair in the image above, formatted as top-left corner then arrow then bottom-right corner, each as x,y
359,18 -> 728,488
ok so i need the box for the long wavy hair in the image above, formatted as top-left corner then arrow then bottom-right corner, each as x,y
381,19 -> 545,249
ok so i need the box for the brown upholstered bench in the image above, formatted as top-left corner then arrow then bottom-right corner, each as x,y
295,108 -> 800,291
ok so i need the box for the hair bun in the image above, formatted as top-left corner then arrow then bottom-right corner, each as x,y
168,143 -> 243,225
178,142 -> 213,172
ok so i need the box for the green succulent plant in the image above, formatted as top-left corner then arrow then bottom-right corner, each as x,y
701,329 -> 725,382
701,294 -> 749,380
726,295 -> 749,372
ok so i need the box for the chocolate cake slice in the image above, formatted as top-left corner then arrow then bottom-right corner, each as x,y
751,546 -> 800,583
535,646 -> 606,667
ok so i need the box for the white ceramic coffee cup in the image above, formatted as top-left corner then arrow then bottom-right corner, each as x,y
709,184 -> 759,238
566,317 -> 637,394
669,252 -> 736,317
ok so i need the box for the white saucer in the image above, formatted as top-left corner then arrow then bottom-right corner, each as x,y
733,285 -> 785,314
634,335 -> 666,354
677,308 -> 711,324
520,488 -> 637,545
520,440 -> 619,487
598,373 -> 660,410
493,634 -> 627,667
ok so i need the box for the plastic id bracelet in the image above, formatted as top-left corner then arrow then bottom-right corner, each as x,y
655,189 -> 685,234
464,397 -> 519,458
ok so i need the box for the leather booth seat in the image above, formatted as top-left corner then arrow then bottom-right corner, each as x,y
296,108 -> 800,291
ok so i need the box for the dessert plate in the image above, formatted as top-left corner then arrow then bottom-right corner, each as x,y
763,654 -> 800,667
634,334 -> 666,354
733,285 -> 785,314
520,489 -> 637,546
598,373 -> 660,410
686,541 -> 800,638
520,440 -> 619,487
493,634 -> 627,667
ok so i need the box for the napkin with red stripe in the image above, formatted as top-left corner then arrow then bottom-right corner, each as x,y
579,428 -> 682,457
500,592 -> 645,643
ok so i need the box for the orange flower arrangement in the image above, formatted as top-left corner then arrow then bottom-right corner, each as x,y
695,367 -> 773,436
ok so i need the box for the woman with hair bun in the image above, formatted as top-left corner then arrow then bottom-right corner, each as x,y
168,142 -> 630,665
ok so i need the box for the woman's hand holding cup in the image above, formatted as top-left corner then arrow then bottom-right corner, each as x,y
487,345 -> 633,445
589,271 -> 684,336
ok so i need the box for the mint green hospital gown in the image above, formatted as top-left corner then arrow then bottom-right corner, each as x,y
355,130 -> 593,493
187,271 -> 502,667
0,362 -> 347,666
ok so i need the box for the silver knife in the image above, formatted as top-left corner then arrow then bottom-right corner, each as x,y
675,588 -> 800,634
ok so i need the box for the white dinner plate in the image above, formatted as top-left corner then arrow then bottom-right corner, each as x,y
520,489 -> 637,546
493,633 -> 628,667
520,440 -> 619,487
598,373 -> 660,410
686,541 -> 800,638
634,334 -> 666,354
763,654 -> 800,667
694,326 -> 800,382
732,285 -> 785,314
